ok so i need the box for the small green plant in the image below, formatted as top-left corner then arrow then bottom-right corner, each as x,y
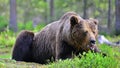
0,62 -> 5,68
49,51 -> 118,68
33,23 -> 46,32
18,21 -> 46,32
0,16 -> 8,32
18,21 -> 34,31
0,30 -> 16,47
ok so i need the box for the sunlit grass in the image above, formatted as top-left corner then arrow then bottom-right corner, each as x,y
0,54 -> 11,59
49,52 -> 118,68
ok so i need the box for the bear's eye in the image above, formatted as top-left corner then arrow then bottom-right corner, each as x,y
93,31 -> 95,34
78,24 -> 83,28
84,31 -> 88,35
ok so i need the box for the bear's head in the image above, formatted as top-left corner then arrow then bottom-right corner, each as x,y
70,16 -> 99,52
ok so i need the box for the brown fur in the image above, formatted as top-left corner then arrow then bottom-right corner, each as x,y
12,12 -> 100,64
12,30 -> 34,62
86,18 -> 99,39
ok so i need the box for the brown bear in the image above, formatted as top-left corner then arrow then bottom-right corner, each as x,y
12,12 -> 100,64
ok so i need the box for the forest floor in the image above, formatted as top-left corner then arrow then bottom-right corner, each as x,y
0,47 -> 48,68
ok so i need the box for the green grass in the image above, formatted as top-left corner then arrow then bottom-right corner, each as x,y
0,54 -> 11,59
0,58 -> 47,68
49,51 -> 119,68
0,30 -> 120,68
0,46 -> 12,59
0,30 -> 16,47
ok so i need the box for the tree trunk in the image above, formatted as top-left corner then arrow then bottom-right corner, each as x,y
44,0 -> 48,24
49,0 -> 54,22
115,0 -> 120,35
9,0 -> 17,32
83,0 -> 88,19
108,0 -> 111,30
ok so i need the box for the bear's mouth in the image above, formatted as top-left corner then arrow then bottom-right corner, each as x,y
88,44 -> 96,51
88,43 -> 100,52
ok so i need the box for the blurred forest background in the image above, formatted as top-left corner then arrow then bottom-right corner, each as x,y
0,0 -> 120,35
1,0 -> 120,67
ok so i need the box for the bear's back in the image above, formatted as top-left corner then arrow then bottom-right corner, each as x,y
32,21 -> 60,63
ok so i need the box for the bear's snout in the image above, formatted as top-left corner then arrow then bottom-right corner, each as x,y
90,39 -> 96,45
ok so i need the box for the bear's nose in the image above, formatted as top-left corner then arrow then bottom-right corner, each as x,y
90,40 -> 96,44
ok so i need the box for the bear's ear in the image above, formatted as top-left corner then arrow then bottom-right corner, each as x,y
89,18 -> 98,25
70,16 -> 78,26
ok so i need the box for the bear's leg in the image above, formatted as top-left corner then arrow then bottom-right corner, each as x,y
12,30 -> 34,62
55,41 -> 74,60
